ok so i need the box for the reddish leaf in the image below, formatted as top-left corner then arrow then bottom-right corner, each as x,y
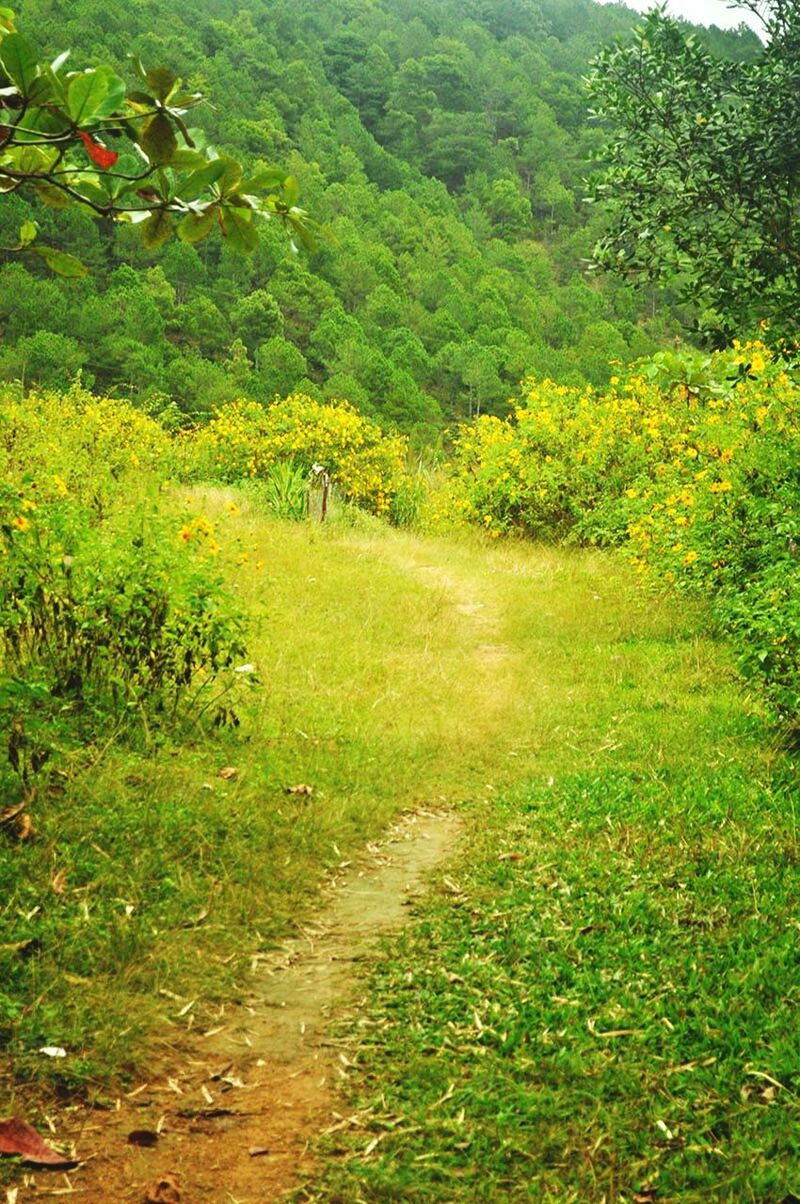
77,129 -> 119,169
0,1117 -> 77,1167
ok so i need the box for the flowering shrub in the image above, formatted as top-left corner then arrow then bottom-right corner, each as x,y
448,344 -> 800,731
0,387 -> 247,813
0,382 -> 173,513
187,394 -> 408,516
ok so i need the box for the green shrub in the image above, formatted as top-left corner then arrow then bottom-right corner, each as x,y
0,389 -> 248,811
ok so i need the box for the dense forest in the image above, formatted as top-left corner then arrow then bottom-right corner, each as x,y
0,0 -> 759,439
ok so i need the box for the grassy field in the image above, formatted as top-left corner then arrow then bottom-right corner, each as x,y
3,490 -> 795,1200
278,522 -> 799,1202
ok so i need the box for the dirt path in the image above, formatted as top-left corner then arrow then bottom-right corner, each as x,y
33,811 -> 461,1203
9,537 -> 520,1203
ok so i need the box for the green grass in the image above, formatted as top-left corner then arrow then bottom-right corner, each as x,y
3,491 -> 793,1203
276,521 -> 798,1201
300,766 -> 800,1202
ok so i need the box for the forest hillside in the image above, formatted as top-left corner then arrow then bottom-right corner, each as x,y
1,0 -> 759,438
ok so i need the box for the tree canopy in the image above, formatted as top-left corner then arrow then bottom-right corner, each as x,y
587,2 -> 799,345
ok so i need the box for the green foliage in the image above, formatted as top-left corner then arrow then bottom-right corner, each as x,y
258,459 -> 309,521
588,4 -> 800,342
445,343 -> 800,734
0,9 -> 316,272
0,387 -> 247,813
0,0 -> 702,419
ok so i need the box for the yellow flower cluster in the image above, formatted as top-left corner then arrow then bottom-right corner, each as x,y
446,343 -> 800,585
187,394 -> 407,514
0,382 -> 172,513
177,514 -> 219,556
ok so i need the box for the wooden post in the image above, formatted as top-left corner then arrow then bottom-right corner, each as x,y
311,463 -> 330,522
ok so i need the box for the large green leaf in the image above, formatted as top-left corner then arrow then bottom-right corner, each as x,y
26,73 -> 54,105
9,144 -> 50,173
32,181 -> 71,209
140,112 -> 177,165
216,155 -> 243,196
0,33 -> 38,95
282,175 -> 300,206
92,68 -> 127,119
177,158 -> 226,203
140,208 -> 174,250
31,245 -> 89,278
18,219 -> 37,246
168,148 -> 207,171
223,206 -> 259,253
67,69 -> 110,124
41,63 -> 68,105
178,207 -> 216,244
243,167 -> 286,193
69,178 -> 115,208
144,66 -> 176,103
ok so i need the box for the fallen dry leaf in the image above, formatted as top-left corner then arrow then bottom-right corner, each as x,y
127,1130 -> 159,1148
51,869 -> 68,895
16,814 -> 34,840
248,1146 -> 270,1157
218,766 -> 238,781
0,1117 -> 78,1167
0,802 -> 26,826
0,938 -> 41,959
285,783 -> 314,796
144,1175 -> 180,1204
498,852 -> 525,862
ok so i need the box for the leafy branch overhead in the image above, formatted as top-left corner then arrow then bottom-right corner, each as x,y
586,1 -> 800,344
0,6 -> 316,275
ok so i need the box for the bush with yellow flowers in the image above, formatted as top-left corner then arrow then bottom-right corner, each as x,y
187,394 -> 407,516
449,344 -> 800,733
0,386 -> 247,813
0,381 -> 174,514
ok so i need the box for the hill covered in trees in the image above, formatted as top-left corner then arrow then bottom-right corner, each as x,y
2,0 -> 759,438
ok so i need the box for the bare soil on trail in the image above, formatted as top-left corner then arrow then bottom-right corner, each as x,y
21,811 -> 461,1204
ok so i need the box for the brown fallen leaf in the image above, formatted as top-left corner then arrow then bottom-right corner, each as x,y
144,1175 -> 180,1204
0,802 -> 26,826
498,852 -> 524,862
0,1117 -> 78,1167
51,869 -> 68,895
127,1129 -> 159,1147
248,1146 -> 270,1157
285,783 -> 314,796
0,938 -> 41,959
16,814 -> 34,841
218,766 -> 238,781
